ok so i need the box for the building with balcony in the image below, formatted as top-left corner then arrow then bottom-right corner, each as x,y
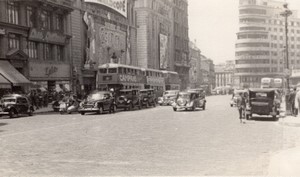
235,0 -> 300,88
0,0 -> 74,93
71,0 -> 137,94
189,41 -> 201,88
172,0 -> 190,89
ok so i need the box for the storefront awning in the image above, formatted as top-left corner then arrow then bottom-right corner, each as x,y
0,74 -> 11,89
0,60 -> 31,86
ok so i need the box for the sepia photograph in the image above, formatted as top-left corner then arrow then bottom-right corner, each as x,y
1,0 -> 300,176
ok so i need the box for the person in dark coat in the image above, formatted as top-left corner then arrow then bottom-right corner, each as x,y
289,88 -> 297,116
237,92 -> 246,123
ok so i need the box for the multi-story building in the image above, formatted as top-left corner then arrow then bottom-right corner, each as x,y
172,0 -> 190,89
189,41 -> 201,88
200,55 -> 215,94
215,60 -> 235,88
135,0 -> 174,70
71,0 -> 137,94
236,0 -> 300,88
0,0 -> 74,93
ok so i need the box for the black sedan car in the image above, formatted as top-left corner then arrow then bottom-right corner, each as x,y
0,94 -> 34,118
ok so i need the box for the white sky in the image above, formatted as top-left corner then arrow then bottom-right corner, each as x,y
188,0 -> 300,64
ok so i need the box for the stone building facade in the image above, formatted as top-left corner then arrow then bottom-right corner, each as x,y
189,41 -> 201,88
0,0 -> 74,93
71,0 -> 137,94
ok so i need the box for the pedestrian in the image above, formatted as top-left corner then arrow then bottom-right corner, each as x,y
288,88 -> 296,116
237,92 -> 246,123
295,88 -> 300,118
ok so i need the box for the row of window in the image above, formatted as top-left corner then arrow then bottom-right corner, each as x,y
8,33 -> 64,61
240,26 -> 266,31
237,34 -> 268,39
236,43 -> 269,48
239,9 -> 267,15
236,51 -> 270,56
236,59 -> 270,64
239,17 -> 300,27
99,67 -> 164,77
236,68 -> 271,73
7,2 -> 64,32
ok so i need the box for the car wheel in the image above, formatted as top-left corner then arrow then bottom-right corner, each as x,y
111,105 -> 117,113
28,108 -> 34,116
173,107 -> 177,111
97,106 -> 103,114
80,112 -> 85,115
9,109 -> 17,118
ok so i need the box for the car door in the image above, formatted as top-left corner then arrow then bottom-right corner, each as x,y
16,98 -> 25,113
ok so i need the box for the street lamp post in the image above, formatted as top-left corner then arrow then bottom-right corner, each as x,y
280,3 -> 292,91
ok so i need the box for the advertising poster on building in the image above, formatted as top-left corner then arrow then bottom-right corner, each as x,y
84,0 -> 127,17
159,33 -> 168,69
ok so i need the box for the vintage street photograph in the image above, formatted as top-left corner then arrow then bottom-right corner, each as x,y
1,0 -> 300,176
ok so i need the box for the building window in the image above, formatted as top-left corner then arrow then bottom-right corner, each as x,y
43,44 -> 52,60
7,2 -> 19,25
27,41 -> 38,59
8,33 -> 20,50
41,10 -> 51,30
56,45 -> 64,61
55,14 -> 63,31
26,6 -> 35,27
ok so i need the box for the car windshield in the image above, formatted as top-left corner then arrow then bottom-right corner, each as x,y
1,98 -> 16,103
164,91 -> 177,95
120,91 -> 131,95
87,93 -> 106,101
255,92 -> 268,98
178,93 -> 190,99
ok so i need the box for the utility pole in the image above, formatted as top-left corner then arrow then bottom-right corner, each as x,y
280,3 -> 292,91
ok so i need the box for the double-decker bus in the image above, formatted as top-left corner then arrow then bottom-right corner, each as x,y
142,68 -> 165,97
97,63 -> 145,92
162,71 -> 181,90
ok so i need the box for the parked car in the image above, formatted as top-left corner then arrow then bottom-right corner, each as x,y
78,91 -> 116,115
230,89 -> 248,107
172,91 -> 206,111
116,89 -> 142,111
158,90 -> 179,106
140,89 -> 156,107
0,94 -> 34,118
245,88 -> 280,120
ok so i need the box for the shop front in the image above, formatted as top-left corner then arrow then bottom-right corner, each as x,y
0,60 -> 31,94
28,62 -> 71,93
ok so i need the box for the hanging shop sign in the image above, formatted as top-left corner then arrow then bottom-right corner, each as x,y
29,29 -> 67,44
29,62 -> 70,79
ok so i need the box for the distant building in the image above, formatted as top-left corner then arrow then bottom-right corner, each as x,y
189,41 -> 201,88
200,55 -> 215,93
215,60 -> 235,88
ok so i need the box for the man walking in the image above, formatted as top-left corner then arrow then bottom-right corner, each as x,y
288,88 -> 296,116
237,92 -> 246,123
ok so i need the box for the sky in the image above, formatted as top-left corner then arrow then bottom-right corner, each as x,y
188,0 -> 300,64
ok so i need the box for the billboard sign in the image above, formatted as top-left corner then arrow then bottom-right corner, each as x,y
159,33 -> 168,69
84,0 -> 127,17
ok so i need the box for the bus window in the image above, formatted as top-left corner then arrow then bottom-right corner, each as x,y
108,68 -> 117,73
118,68 -> 122,74
99,69 -> 107,74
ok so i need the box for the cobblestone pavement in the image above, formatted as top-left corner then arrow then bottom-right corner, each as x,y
0,95 -> 298,176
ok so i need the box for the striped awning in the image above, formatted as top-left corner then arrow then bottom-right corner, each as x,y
0,60 -> 31,86
0,74 -> 11,89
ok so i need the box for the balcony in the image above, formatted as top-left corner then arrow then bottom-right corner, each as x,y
236,38 -> 270,44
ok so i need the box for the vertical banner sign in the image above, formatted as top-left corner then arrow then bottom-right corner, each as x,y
84,0 -> 127,18
159,33 -> 168,69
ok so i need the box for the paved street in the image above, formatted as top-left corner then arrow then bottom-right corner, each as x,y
0,95 -> 299,176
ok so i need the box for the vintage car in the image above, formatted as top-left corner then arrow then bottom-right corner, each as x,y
230,89 -> 248,107
116,89 -> 142,111
245,88 -> 280,120
172,91 -> 206,111
140,89 -> 156,107
0,94 -> 34,118
158,90 -> 179,106
78,91 -> 116,115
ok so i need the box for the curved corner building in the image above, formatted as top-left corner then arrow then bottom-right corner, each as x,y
235,0 -> 300,88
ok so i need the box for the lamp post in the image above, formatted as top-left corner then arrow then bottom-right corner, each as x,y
280,3 -> 292,91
